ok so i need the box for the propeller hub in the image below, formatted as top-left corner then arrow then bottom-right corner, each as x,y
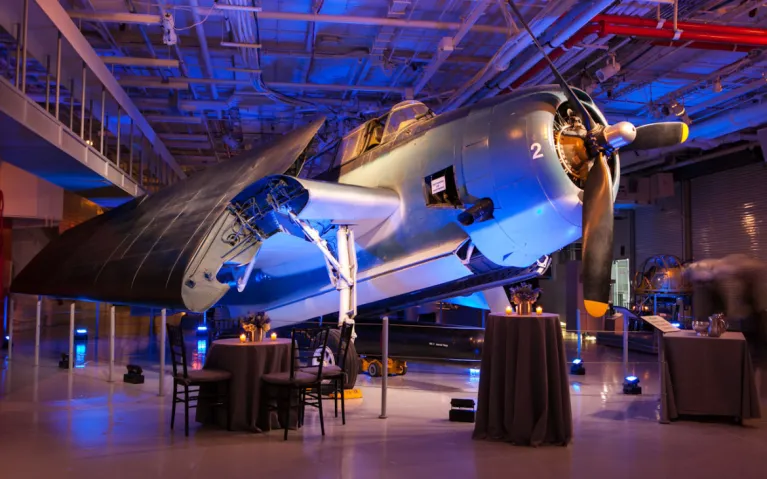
601,121 -> 636,150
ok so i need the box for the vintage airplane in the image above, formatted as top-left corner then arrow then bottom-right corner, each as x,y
13,4 -> 689,332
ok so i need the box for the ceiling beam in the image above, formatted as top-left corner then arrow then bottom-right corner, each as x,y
145,115 -> 203,124
120,75 -> 406,94
67,10 -> 508,33
158,133 -> 210,142
99,56 -> 179,68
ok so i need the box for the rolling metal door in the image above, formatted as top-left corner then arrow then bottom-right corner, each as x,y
635,185 -> 684,269
691,162 -> 767,261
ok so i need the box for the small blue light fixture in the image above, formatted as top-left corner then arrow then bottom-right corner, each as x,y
671,322 -> 681,328
74,328 -> 88,341
196,325 -> 208,337
469,367 -> 480,376
570,358 -> 586,375
623,375 -> 642,395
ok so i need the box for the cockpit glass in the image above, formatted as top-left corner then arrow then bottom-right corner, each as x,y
382,102 -> 431,143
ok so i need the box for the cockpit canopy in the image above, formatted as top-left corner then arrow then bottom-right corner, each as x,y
335,100 -> 433,166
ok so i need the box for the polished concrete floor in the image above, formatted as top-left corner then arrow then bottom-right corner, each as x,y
1,331 -> 766,479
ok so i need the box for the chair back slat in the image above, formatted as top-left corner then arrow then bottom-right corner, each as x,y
166,323 -> 189,379
290,327 -> 330,381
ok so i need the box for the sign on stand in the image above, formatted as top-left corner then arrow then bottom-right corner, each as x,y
640,315 -> 681,333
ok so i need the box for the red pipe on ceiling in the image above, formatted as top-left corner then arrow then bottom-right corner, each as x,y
599,23 -> 767,47
507,15 -> 767,89
593,14 -> 767,37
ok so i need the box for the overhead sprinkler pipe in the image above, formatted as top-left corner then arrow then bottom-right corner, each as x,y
504,14 -> 767,91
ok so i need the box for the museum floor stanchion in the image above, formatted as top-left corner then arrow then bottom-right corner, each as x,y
473,312 -> 572,446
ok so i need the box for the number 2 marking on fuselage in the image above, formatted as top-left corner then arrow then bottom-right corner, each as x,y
530,142 -> 544,159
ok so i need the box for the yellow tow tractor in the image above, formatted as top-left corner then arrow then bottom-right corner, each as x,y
360,356 -> 408,377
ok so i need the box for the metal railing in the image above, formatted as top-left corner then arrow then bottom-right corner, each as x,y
0,0 -> 184,192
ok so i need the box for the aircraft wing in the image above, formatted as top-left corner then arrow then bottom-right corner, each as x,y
11,117 -> 328,310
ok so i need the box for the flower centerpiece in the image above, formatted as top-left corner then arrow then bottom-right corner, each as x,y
510,283 -> 541,315
241,312 -> 271,342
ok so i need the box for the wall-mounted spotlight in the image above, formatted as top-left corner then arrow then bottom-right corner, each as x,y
596,54 -> 621,83
663,100 -> 692,125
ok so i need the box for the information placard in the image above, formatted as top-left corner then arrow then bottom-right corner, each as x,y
640,315 -> 681,333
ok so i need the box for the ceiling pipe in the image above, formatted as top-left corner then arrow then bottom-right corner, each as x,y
66,9 -> 509,33
501,14 -> 767,92
441,0 -> 574,111
481,0 -> 614,101
595,14 -> 767,37
187,0 -> 219,100
413,0 -> 492,95
652,41 -> 756,52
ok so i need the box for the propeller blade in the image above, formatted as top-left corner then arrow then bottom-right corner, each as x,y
621,122 -> 689,152
582,152 -> 614,318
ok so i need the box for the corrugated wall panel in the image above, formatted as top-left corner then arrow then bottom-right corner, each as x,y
691,162 -> 767,261
635,185 -> 684,269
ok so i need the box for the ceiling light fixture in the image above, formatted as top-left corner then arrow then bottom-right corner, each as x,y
713,77 -> 723,93
595,53 -> 621,83
161,12 -> 177,46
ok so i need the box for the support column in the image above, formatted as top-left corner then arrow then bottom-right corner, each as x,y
7,298 -> 13,362
681,180 -> 693,263
34,296 -> 41,366
379,315 -> 388,419
68,303 -> 75,370
159,308 -> 167,396
109,305 -> 115,382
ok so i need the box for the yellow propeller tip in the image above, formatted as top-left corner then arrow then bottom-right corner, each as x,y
584,300 -> 609,318
680,123 -> 689,143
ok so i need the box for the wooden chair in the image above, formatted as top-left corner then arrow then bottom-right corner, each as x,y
262,327 -> 330,440
167,323 -> 232,436
300,323 -> 354,425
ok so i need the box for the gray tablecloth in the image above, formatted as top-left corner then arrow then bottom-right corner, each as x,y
663,331 -> 761,420
473,313 -> 572,446
196,338 -> 292,431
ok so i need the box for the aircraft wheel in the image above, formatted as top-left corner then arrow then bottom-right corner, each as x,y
325,328 -> 359,389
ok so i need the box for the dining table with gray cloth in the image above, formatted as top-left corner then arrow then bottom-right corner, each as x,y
196,338 -> 295,432
473,313 -> 572,446
662,330 -> 761,421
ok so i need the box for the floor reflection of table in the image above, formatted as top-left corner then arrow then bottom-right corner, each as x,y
663,331 -> 761,421
196,338 -> 292,431
473,313 -> 572,446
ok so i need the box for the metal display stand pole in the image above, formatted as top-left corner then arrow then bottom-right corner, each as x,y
623,310 -> 629,377
658,330 -> 670,424
159,308 -> 167,396
380,315 -> 388,419
109,305 -> 115,382
576,309 -> 582,359
68,303 -> 75,370
34,296 -> 41,366
7,298 -> 13,361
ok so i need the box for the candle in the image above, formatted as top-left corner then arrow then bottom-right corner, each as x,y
536,306 -> 543,315
239,333 -> 247,343
505,306 -> 512,315
270,332 -> 277,341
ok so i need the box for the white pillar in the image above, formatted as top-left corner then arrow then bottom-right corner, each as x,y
34,296 -> 41,366
68,303 -> 75,370
379,315 -> 388,419
109,305 -> 115,382
159,308 -> 167,396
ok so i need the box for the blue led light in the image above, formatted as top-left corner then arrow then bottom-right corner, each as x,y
671,322 -> 681,328
4,335 -> 8,340
625,375 -> 638,383
469,368 -> 480,376
76,329 -> 87,334
197,326 -> 208,331
573,358 -> 582,365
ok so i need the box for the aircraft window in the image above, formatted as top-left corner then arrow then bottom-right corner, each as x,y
336,120 -> 385,165
382,102 -> 431,143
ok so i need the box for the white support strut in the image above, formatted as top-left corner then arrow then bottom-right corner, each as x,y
288,212 -> 357,339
